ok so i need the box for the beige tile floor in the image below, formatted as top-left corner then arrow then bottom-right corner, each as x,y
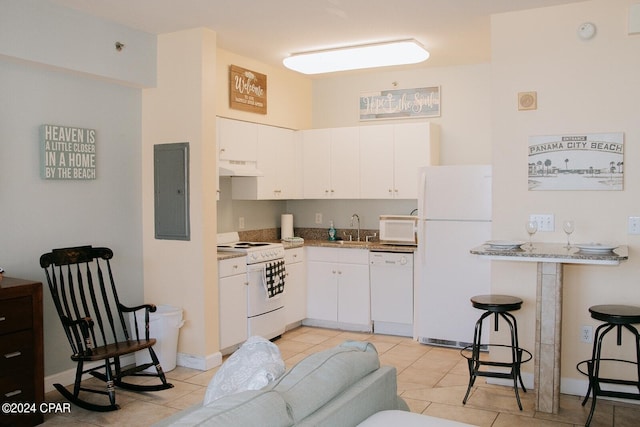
41,326 -> 640,426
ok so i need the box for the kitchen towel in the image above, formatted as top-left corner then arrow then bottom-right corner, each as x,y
262,260 -> 286,299
281,214 -> 294,240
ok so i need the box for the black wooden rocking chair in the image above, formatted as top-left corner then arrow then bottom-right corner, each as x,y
40,245 -> 173,411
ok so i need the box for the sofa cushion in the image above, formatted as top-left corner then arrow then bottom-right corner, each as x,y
168,389 -> 293,427
272,340 -> 380,423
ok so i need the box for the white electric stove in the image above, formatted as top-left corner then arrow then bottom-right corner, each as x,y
217,232 -> 286,342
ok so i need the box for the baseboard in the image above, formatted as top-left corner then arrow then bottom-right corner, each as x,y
176,351 -> 222,371
44,354 -> 136,393
45,351 -> 223,394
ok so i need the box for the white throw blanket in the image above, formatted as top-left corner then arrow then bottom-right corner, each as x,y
203,336 -> 286,405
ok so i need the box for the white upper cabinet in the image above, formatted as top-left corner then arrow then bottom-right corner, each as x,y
302,127 -> 359,199
217,117 -> 258,162
231,124 -> 302,199
360,122 -> 439,199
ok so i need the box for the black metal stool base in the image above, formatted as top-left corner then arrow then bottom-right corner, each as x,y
461,295 -> 531,410
576,305 -> 640,427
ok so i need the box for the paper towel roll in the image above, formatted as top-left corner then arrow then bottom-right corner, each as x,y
281,214 -> 294,239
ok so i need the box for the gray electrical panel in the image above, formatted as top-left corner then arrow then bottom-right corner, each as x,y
154,142 -> 190,240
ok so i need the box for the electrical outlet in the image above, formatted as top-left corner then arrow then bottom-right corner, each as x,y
238,217 -> 245,229
581,325 -> 593,343
530,214 -> 555,232
315,213 -> 322,224
629,216 -> 640,234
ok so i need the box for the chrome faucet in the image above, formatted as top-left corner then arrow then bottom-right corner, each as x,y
350,213 -> 361,242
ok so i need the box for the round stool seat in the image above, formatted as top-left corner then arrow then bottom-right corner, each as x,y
588,305 -> 640,324
471,294 -> 523,312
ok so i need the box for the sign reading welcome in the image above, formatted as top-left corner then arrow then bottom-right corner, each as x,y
40,124 -> 96,180
229,65 -> 267,114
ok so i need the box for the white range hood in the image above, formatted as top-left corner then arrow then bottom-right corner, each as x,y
218,159 -> 263,177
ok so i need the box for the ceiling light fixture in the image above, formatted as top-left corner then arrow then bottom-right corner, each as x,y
283,39 -> 429,75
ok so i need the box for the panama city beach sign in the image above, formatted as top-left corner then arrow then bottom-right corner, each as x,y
40,124 -> 96,180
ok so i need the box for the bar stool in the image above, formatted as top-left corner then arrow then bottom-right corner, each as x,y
461,294 -> 532,410
576,305 -> 640,427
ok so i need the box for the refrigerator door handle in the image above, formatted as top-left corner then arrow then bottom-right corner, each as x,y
418,168 -> 427,218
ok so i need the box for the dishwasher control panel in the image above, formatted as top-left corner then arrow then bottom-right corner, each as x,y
369,251 -> 413,267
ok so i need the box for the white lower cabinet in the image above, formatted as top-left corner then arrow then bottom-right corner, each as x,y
304,247 -> 371,331
284,247 -> 306,327
218,257 -> 247,351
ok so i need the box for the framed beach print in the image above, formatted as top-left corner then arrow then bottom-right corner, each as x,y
528,132 -> 624,191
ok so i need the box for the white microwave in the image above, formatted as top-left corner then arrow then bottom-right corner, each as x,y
379,215 -> 417,246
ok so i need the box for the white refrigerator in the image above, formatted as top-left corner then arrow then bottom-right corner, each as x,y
415,165 -> 492,348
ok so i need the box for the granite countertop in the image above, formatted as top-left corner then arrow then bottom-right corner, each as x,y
217,239 -> 415,260
471,242 -> 628,265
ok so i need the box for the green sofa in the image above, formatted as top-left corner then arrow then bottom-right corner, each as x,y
155,340 -> 408,426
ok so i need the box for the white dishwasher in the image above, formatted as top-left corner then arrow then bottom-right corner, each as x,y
369,251 -> 414,337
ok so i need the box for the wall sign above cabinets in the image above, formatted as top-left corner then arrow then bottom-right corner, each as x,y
229,65 -> 267,115
359,86 -> 440,121
40,124 -> 96,180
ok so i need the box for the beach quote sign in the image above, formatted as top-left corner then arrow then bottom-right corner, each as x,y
40,124 -> 96,180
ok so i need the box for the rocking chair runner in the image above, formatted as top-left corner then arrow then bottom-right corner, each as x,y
40,245 -> 173,411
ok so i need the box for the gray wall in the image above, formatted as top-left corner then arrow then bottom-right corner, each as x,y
0,58 -> 143,375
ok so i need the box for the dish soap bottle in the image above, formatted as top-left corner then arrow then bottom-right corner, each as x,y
328,221 -> 337,241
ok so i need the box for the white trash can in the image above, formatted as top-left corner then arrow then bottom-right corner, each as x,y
130,305 -> 184,372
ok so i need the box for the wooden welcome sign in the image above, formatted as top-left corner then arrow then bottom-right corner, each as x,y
229,65 -> 267,114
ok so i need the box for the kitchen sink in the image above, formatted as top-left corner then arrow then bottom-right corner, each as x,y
329,240 -> 369,247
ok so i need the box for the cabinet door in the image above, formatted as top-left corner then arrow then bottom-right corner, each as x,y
258,125 -> 296,198
273,128 -> 299,198
359,125 -> 394,198
393,122 -> 431,198
302,129 -> 332,198
337,263 -> 370,326
284,249 -> 306,325
306,261 -> 337,322
330,127 -> 360,199
219,274 -> 248,349
217,117 -> 258,161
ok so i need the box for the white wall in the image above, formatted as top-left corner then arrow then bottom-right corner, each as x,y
0,58 -> 143,376
0,0 -> 156,87
0,0 -> 154,378
491,0 -> 640,392
311,63 -> 492,165
142,28 -> 219,366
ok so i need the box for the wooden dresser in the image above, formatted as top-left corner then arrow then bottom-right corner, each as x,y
0,277 -> 44,426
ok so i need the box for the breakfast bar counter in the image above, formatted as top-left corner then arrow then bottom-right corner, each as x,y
470,242 -> 628,414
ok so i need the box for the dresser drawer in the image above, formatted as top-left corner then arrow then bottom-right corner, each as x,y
0,372 -> 35,402
0,296 -> 33,335
0,330 -> 34,376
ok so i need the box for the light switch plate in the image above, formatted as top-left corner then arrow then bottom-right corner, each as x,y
530,214 -> 555,232
628,216 -> 640,234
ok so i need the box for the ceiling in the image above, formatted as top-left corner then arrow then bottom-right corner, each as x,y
48,0 -> 586,76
